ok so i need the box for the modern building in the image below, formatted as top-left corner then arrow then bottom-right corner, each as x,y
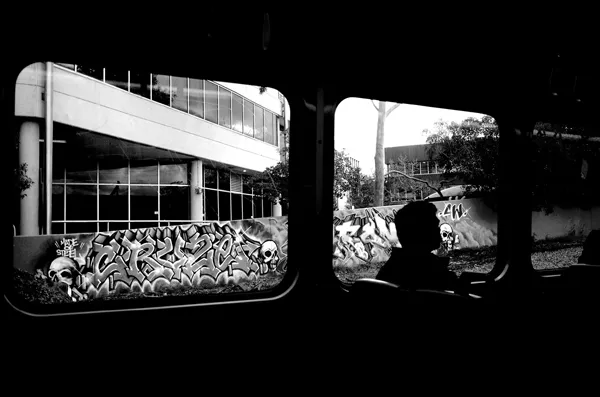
14,62 -> 290,236
384,144 -> 449,202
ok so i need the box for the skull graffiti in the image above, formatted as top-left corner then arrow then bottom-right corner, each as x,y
439,223 -> 456,251
48,256 -> 79,286
251,240 -> 280,273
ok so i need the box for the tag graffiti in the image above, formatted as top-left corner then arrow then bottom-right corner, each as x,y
37,222 -> 285,300
440,202 -> 469,221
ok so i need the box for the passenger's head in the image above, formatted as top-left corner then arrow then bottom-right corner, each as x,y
394,201 -> 441,252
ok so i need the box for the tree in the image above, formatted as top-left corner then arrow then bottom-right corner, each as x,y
372,100 -> 401,207
248,149 -> 361,212
424,115 -> 600,213
425,115 -> 499,198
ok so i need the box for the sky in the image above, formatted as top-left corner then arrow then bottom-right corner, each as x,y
334,97 -> 488,175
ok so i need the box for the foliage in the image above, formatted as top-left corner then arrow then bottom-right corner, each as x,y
15,163 -> 34,199
425,115 -> 499,198
424,115 -> 600,213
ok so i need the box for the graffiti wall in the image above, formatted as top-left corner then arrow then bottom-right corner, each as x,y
333,198 -> 498,267
13,217 -> 288,302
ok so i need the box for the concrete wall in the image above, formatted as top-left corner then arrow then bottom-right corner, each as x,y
15,63 -> 280,173
333,198 -> 600,267
13,217 -> 288,301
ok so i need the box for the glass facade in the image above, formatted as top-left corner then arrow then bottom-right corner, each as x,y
50,130 -> 272,233
60,64 -> 280,146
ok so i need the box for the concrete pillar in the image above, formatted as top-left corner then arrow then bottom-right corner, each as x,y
273,199 -> 282,216
190,159 -> 204,222
19,121 -> 40,236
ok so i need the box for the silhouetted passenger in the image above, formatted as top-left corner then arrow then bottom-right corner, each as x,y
376,201 -> 459,292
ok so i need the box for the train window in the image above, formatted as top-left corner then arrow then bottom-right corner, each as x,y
530,121 -> 600,271
333,97 -> 498,285
11,62 -> 290,314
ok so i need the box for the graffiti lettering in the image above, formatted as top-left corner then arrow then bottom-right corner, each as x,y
32,220 -> 286,300
440,203 -> 468,221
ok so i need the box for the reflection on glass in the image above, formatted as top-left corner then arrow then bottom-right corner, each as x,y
242,175 -> 252,194
205,189 -> 218,220
66,185 -> 97,221
189,79 -> 204,118
204,167 -> 217,189
130,161 -> 158,184
171,76 -> 187,112
99,184 -> 128,220
218,169 -> 230,191
265,111 -> 274,145
99,159 -> 128,184
205,81 -> 218,123
243,101 -> 254,136
255,107 -> 264,141
243,195 -> 252,219
130,71 -> 151,98
52,185 -> 64,221
66,164 -> 97,183
232,93 -> 243,133
160,186 -> 189,220
130,186 -> 158,220
160,163 -> 188,185
232,193 -> 242,220
219,191 -> 231,221
105,69 -> 128,91
152,74 -> 170,106
218,88 -> 232,128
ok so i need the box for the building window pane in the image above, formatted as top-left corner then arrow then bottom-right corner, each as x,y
189,79 -> 204,118
243,100 -> 254,136
130,186 -> 158,221
160,186 -> 189,221
66,223 -> 97,234
204,167 -> 217,189
263,200 -> 272,217
218,88 -> 232,128
57,63 -> 75,70
105,69 -> 128,91
52,142 -> 65,182
218,170 -> 230,191
232,94 -> 243,133
130,71 -> 151,98
52,185 -> 64,221
232,193 -> 242,220
77,65 -> 103,80
171,76 -> 188,112
130,222 -> 159,230
255,107 -> 264,141
130,161 -> 158,184
160,163 -> 188,185
253,196 -> 263,218
205,189 -> 218,221
101,222 -> 128,232
243,195 -> 252,219
99,184 -> 128,220
205,81 -> 218,123
242,175 -> 252,194
99,159 -> 128,184
265,111 -> 274,145
66,162 -> 97,183
66,185 -> 97,221
219,191 -> 231,221
52,223 -> 65,235
152,74 -> 170,106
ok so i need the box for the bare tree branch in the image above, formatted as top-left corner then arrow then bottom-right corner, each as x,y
386,170 -> 444,198
371,99 -> 379,112
385,103 -> 401,118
